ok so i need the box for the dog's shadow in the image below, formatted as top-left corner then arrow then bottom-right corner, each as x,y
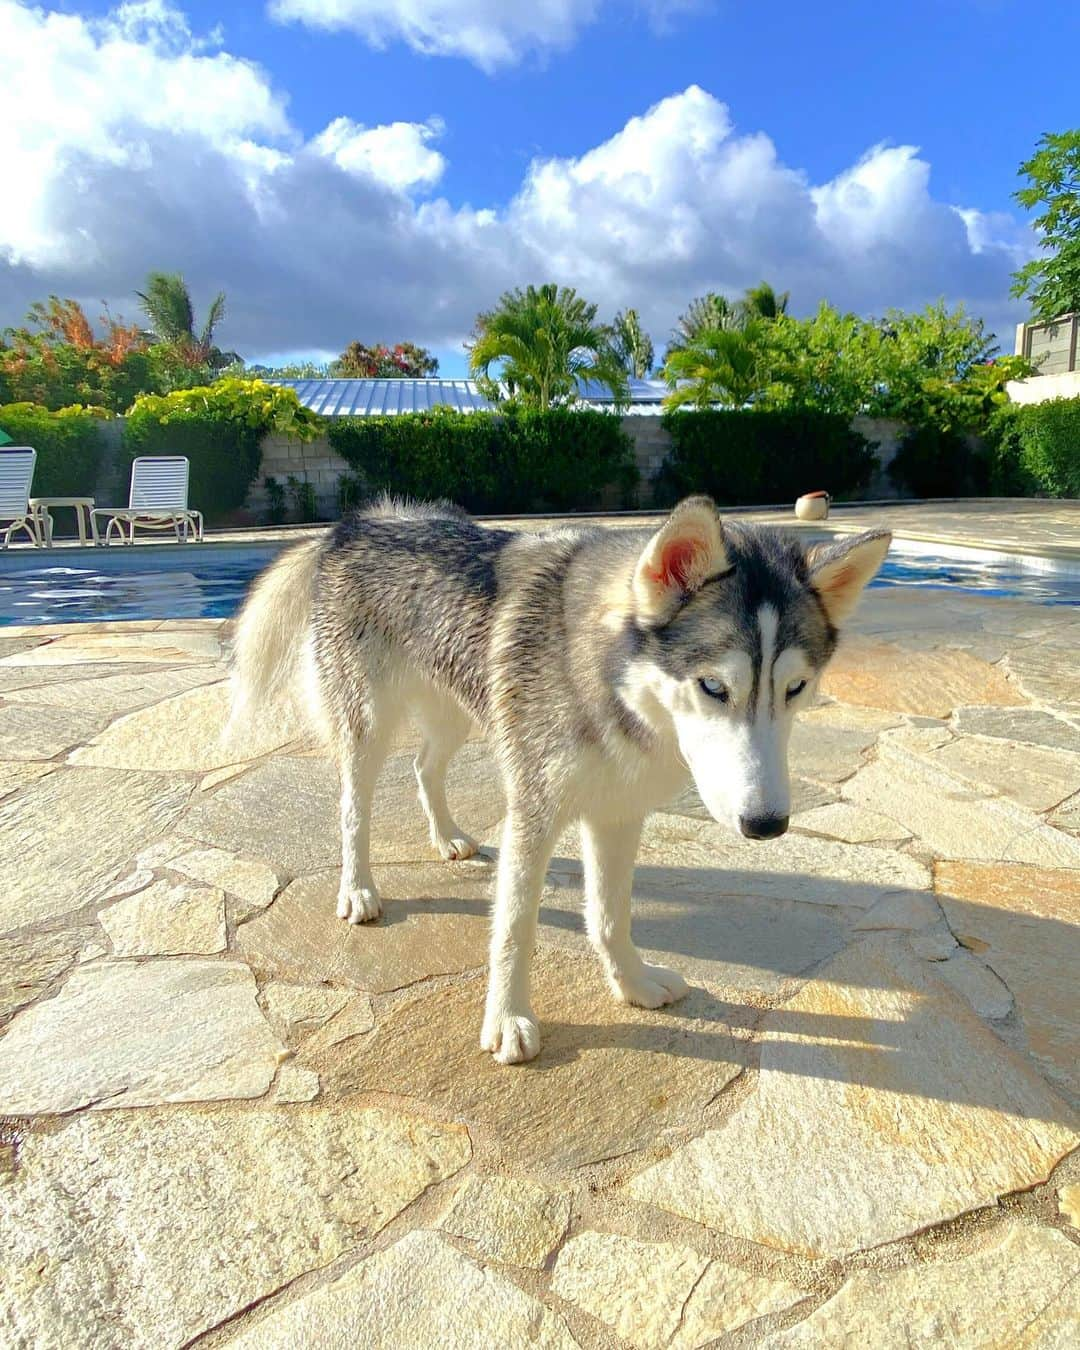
382,853 -> 1077,1124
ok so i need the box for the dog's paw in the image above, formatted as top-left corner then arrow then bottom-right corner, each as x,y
436,832 -> 480,862
336,885 -> 382,924
480,1009 -> 540,1065
614,963 -> 690,1010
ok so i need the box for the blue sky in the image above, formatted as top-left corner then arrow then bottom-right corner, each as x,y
4,1 -> 1076,374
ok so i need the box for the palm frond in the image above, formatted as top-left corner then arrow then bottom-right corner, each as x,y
199,292 -> 226,351
136,272 -> 195,344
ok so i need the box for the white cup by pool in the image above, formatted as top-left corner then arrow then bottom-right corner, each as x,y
795,491 -> 830,521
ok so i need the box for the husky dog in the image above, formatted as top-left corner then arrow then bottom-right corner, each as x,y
229,496 -> 889,1064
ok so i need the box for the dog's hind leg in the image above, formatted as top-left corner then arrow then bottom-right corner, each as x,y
413,695 -> 480,861
335,698 -> 398,924
581,814 -> 689,1009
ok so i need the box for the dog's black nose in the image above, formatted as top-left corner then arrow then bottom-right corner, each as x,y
739,813 -> 789,840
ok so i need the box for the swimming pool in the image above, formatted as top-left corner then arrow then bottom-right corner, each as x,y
0,536 -> 1077,625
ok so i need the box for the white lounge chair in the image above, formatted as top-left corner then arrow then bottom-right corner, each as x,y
0,447 -> 45,549
92,456 -> 205,545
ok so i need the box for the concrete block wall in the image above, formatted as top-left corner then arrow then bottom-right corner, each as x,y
623,417 -> 671,505
248,433 -> 350,519
247,419 -> 676,519
245,414 -> 914,521
625,414 -> 910,504
851,416 -> 906,499
92,415 -> 129,502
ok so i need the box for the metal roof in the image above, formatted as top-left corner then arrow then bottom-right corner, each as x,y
578,377 -> 668,404
270,378 -> 495,417
270,377 -> 667,416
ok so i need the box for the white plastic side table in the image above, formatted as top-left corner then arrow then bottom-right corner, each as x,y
28,497 -> 100,547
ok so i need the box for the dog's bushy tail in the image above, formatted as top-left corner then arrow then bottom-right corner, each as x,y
224,538 -> 323,748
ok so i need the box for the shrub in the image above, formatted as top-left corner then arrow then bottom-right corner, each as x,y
1009,398 -> 1080,497
984,399 -> 1080,498
655,409 -> 875,506
337,473 -> 365,516
327,406 -> 637,512
122,379 -> 322,521
264,475 -> 287,525
980,409 -> 1038,497
887,425 -> 987,498
0,402 -> 106,495
286,474 -> 318,523
888,398 -> 1080,499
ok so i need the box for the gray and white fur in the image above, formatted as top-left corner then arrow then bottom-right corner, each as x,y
229,495 -> 890,1064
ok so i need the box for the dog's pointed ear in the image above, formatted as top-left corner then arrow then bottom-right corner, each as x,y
807,530 -> 891,625
634,496 -> 730,624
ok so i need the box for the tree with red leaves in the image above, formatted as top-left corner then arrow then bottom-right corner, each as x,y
330,341 -> 439,378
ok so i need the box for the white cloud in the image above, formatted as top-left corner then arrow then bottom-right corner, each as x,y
312,117 -> 446,190
0,0 -> 287,267
268,0 -> 599,72
952,205 -> 1034,265
0,4 -> 1032,360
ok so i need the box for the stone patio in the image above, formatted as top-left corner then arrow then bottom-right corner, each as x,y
0,561 -> 1078,1346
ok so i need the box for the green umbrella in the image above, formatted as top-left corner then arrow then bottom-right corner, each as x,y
0,426 -> 12,446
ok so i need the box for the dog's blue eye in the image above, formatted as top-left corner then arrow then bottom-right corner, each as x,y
700,678 -> 730,703
786,679 -> 807,700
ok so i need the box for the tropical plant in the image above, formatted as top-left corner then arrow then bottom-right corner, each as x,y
914,354 -> 1035,433
328,405 -> 637,512
0,402 -> 107,496
468,284 -> 629,409
871,303 -> 1000,422
0,296 -> 157,412
667,283 -> 788,356
886,425 -> 982,498
992,396 -> 1080,497
330,342 -> 438,378
286,474 -> 318,522
237,361 -> 331,380
656,409 -> 875,507
264,474 -> 287,525
123,379 -> 322,520
661,322 -> 769,408
1010,130 -> 1080,321
611,309 -> 654,378
739,281 -> 790,322
757,301 -> 1011,426
758,305 -> 880,417
136,271 -> 238,369
668,292 -> 740,353
25,296 -> 145,363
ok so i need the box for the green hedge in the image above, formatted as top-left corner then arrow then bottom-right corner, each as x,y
122,380 -> 322,522
655,410 -> 876,506
123,408 -> 262,520
989,398 -> 1080,498
887,425 -> 991,498
0,402 -> 106,496
888,398 -> 1080,499
327,406 -> 637,513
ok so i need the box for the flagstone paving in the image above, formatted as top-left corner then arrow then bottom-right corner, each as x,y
0,575 -> 1077,1347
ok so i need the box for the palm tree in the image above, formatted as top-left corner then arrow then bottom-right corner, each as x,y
611,309 -> 655,378
669,284 -> 790,355
661,322 -> 768,409
468,284 -> 629,409
667,292 -> 739,353
136,271 -> 232,368
738,281 -> 790,323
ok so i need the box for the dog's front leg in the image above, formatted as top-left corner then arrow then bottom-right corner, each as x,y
481,811 -> 555,1065
581,815 -> 690,1009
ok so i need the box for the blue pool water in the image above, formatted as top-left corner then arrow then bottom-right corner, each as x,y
0,538 -> 1077,626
